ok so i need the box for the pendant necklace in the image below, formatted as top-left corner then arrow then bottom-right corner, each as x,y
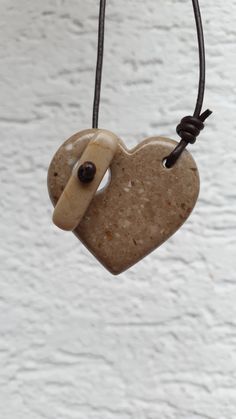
47,0 -> 212,275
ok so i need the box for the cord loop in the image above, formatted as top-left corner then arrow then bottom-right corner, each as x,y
93,1 -> 212,167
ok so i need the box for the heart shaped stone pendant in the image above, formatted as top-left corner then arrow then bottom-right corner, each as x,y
48,129 -> 199,274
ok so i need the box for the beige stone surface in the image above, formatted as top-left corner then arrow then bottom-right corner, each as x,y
52,130 -> 119,231
48,129 -> 200,274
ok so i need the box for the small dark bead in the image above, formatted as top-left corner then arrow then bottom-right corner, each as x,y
78,161 -> 96,183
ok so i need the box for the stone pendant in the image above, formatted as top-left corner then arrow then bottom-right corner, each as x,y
48,129 -> 200,274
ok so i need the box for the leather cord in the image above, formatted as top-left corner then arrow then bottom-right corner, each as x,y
92,0 -> 106,129
165,0 -> 212,167
92,0 -> 212,167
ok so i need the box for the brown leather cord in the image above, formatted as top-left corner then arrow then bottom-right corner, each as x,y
165,0 -> 212,167
92,0 -> 106,129
92,0 -> 212,167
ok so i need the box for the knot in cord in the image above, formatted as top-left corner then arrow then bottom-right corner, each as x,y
176,115 -> 204,144
165,109 -> 212,168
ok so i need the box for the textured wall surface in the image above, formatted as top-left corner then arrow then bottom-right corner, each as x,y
0,0 -> 236,418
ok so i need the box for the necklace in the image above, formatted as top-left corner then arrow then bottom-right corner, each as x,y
47,0 -> 212,275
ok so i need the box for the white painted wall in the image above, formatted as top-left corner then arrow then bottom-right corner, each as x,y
0,0 -> 235,418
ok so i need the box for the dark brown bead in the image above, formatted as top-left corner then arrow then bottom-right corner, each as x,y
78,161 -> 96,183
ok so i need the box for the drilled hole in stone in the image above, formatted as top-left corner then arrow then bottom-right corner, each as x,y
96,168 -> 111,194
162,158 -> 171,169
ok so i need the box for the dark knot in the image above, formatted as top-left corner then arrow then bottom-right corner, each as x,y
164,109 -> 212,168
176,109 -> 212,144
78,161 -> 96,183
177,115 -> 204,144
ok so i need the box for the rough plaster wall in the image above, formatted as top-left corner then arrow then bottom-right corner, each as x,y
0,0 -> 235,418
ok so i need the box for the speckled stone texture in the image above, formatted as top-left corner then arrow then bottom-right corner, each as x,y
1,1 -> 236,419
48,129 -> 199,274
51,130 -> 119,231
